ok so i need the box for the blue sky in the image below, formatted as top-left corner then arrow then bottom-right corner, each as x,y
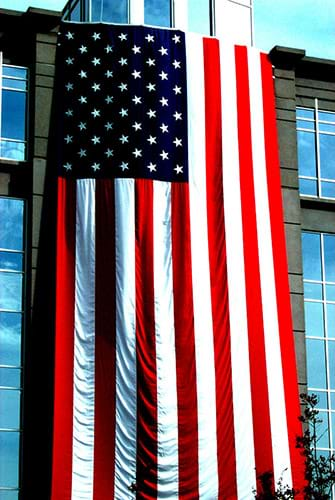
1,0 -> 335,59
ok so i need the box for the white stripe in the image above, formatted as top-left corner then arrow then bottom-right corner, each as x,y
114,179 -> 137,499
186,32 -> 218,499
153,181 -> 179,499
72,179 -> 96,500
248,48 -> 292,487
219,40 -> 256,499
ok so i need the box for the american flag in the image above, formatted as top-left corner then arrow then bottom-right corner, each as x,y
51,22 -> 305,500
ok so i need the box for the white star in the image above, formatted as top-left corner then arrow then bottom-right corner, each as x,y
79,70 -> 87,78
92,57 -> 101,66
105,70 -> 113,78
147,162 -> 157,172
172,34 -> 181,44
160,97 -> 168,107
79,45 -> 87,53
66,32 -> 74,40
65,82 -> 73,91
91,162 -> 100,171
159,70 -> 168,80
147,109 -> 156,118
65,109 -> 73,117
147,135 -> 157,145
132,122 -> 142,131
160,150 -> 169,160
172,59 -> 181,69
66,57 -> 74,65
105,149 -> 114,158
132,45 -> 141,54
119,57 -> 128,66
132,148 -> 142,158
92,32 -> 101,41
174,164 -> 183,174
173,111 -> 182,121
119,33 -> 127,41
119,108 -> 128,117
120,161 -> 131,173
78,148 -> 87,157
118,82 -> 128,92
132,70 -> 141,79
159,46 -> 168,56
160,123 -> 169,133
105,122 -> 113,131
146,82 -> 156,92
132,95 -> 142,105
91,135 -> 100,144
105,45 -> 113,53
173,137 -> 182,147
91,108 -> 101,118
92,82 -> 101,92
64,162 -> 72,170
145,34 -> 155,43
105,95 -> 113,104
119,135 -> 129,144
78,122 -> 86,130
64,135 -> 73,144
146,58 -> 155,66
173,85 -> 182,95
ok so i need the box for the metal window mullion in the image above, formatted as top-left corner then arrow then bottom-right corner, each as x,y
129,0 -> 144,24
173,0 -> 188,30
315,98 -> 322,197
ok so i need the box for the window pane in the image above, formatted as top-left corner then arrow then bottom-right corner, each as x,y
0,140 -> 25,162
188,0 -> 210,34
2,67 -> 27,79
306,338 -> 327,388
319,111 -> 335,123
0,313 -> 22,366
0,431 -> 20,488
328,342 -> 335,390
0,199 -> 24,251
296,119 -> 315,130
316,411 -> 329,448
305,301 -> 324,337
304,282 -> 323,300
2,79 -> 27,91
299,178 -> 317,196
320,134 -> 335,180
326,304 -> 335,338
145,0 -> 171,27
0,390 -> 20,429
0,253 -> 23,272
326,284 -> 335,301
302,232 -> 322,281
0,368 -> 20,389
1,90 -> 26,141
297,130 -> 317,177
0,273 -> 23,311
319,122 -> 335,133
70,0 -> 81,20
324,235 -> 335,282
331,392 -> 335,409
321,181 -> 335,199
0,491 -> 19,500
297,108 -> 314,119
102,0 -> 128,22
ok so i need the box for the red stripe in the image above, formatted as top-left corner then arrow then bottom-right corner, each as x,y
135,179 -> 158,499
235,46 -> 274,482
260,54 -> 305,494
171,182 -> 199,499
93,179 -> 117,499
51,178 -> 76,500
203,37 -> 237,498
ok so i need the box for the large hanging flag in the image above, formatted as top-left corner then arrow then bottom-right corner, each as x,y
51,21 -> 305,499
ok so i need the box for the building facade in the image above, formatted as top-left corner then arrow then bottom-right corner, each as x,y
0,2 -> 334,498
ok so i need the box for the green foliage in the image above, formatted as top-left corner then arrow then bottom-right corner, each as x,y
255,393 -> 335,499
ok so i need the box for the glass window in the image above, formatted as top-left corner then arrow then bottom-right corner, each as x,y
297,103 -> 335,200
0,197 -> 25,498
145,0 -> 171,27
188,0 -> 211,34
301,232 -> 321,281
0,65 -> 28,161
306,338 -> 327,389
91,0 -> 128,22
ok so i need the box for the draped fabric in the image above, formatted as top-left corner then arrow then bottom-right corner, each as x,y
51,22 -> 305,499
